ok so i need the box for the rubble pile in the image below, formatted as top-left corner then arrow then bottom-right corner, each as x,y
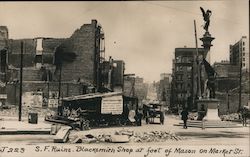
188,112 -> 198,120
130,131 -> 183,142
220,113 -> 241,122
68,129 -> 184,144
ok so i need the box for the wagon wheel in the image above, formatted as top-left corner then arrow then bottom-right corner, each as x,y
115,117 -> 122,126
160,112 -> 164,125
79,117 -> 90,130
146,111 -> 149,124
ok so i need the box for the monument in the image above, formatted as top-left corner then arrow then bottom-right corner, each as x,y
177,7 -> 241,128
196,7 -> 220,122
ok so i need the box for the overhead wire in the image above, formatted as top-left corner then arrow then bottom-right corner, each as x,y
142,1 -> 246,25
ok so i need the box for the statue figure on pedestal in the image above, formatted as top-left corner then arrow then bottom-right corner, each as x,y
200,7 -> 212,32
200,58 -> 216,99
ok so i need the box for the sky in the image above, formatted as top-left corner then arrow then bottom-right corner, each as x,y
0,1 -> 249,82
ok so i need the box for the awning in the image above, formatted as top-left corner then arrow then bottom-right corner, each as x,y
62,92 -> 123,101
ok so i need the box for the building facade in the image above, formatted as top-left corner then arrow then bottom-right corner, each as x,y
171,47 -> 206,111
230,36 -> 249,71
213,61 -> 240,92
0,26 -> 8,105
112,60 -> 125,92
123,76 -> 148,106
213,58 -> 249,114
156,73 -> 171,106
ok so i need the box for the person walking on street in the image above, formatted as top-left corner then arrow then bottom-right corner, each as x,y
241,107 -> 248,127
181,108 -> 189,129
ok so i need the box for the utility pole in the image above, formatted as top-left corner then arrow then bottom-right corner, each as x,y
194,20 -> 201,99
58,64 -> 62,114
238,59 -> 242,111
19,41 -> 24,121
130,77 -> 135,97
227,90 -> 230,114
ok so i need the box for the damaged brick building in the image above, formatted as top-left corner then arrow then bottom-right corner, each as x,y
0,20 -> 125,108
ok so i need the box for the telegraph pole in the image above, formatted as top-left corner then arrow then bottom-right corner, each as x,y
19,41 -> 24,121
58,64 -> 62,113
194,20 -> 201,98
238,59 -> 242,111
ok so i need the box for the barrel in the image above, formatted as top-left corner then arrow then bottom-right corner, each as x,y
28,112 -> 38,124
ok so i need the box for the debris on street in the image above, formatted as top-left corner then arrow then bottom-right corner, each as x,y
50,124 -> 62,135
67,129 -> 184,144
54,126 -> 71,143
220,113 -> 241,122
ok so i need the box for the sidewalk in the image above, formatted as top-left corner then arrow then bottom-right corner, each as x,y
0,116 -> 52,134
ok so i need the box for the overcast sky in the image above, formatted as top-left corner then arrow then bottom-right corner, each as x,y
0,1 -> 248,82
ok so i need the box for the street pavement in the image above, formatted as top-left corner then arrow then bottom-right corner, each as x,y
0,114 -> 249,146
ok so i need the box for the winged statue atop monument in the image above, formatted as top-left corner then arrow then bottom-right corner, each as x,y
200,7 -> 212,32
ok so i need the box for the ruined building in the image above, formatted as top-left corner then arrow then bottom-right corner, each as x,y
0,20 -> 124,108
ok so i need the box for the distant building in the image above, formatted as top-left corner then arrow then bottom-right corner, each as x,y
0,26 -> 8,39
213,60 -> 249,114
171,47 -> 207,110
112,60 -> 125,92
230,36 -> 249,71
212,37 -> 250,114
0,26 -> 8,105
213,61 -> 239,92
156,73 -> 171,106
160,73 -> 172,82
123,76 -> 148,105
101,58 -> 125,92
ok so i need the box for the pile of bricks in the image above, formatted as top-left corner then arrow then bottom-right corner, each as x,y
220,113 -> 241,121
130,131 -> 183,143
68,129 -> 184,144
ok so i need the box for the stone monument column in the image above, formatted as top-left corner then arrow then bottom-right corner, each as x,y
197,7 -> 220,121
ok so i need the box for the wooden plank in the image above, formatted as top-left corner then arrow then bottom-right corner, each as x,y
110,135 -> 129,143
70,136 -> 82,144
62,92 -> 122,101
54,126 -> 71,143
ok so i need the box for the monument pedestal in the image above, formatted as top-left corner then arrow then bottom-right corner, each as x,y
176,98 -> 241,128
197,98 -> 221,121
175,98 -> 241,128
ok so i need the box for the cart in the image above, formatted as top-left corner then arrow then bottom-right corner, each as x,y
144,103 -> 164,125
